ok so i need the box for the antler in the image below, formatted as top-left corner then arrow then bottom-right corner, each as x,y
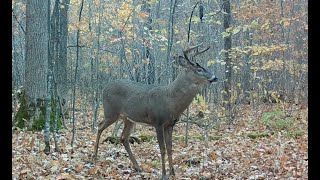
183,43 -> 203,61
183,43 -> 210,64
193,46 -> 210,57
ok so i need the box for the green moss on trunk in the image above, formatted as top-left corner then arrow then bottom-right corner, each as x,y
15,90 -> 30,128
14,90 -> 62,131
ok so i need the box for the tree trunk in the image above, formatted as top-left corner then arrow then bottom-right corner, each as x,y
143,0 -> 155,84
57,0 -> 70,114
15,0 -> 49,129
71,0 -> 84,147
166,0 -> 175,84
44,70 -> 52,155
50,0 -> 69,116
243,30 -> 252,104
223,0 -> 232,120
92,0 -> 103,132
25,0 -> 49,103
44,0 -> 52,155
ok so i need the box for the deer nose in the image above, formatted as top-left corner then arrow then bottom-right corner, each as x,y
209,76 -> 218,83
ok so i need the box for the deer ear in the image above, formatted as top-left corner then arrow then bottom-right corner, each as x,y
178,56 -> 192,68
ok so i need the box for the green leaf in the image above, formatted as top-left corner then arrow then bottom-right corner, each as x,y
196,94 -> 206,108
214,20 -> 222,25
251,19 -> 259,28
191,16 -> 200,23
242,25 -> 250,32
222,32 -> 230,38
136,4 -> 141,12
226,27 -> 232,32
207,60 -> 216,66
232,27 -> 241,35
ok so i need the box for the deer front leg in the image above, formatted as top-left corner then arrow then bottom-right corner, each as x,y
155,126 -> 167,179
121,120 -> 141,172
93,118 -> 117,160
164,125 -> 174,175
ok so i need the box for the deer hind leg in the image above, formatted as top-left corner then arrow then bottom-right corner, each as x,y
93,113 -> 119,159
155,126 -> 167,179
120,119 -> 141,172
164,125 -> 174,175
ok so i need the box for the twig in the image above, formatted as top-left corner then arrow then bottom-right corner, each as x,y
67,45 -> 115,54
187,1 -> 200,43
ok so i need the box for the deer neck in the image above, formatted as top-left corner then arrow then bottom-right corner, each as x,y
168,70 -> 201,115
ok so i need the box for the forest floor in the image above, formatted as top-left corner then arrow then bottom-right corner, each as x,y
12,104 -> 308,180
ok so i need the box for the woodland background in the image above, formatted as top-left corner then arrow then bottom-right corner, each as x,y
12,0 -> 308,179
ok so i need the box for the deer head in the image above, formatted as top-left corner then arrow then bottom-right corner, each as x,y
178,43 -> 218,84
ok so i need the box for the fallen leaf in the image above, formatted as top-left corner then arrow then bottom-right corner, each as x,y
56,173 -> 75,180
210,150 -> 218,160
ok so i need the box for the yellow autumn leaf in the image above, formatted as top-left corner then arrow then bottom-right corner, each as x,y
196,94 -> 206,108
210,150 -> 218,160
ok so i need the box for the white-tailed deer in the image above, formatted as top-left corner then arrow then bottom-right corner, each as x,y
93,44 -> 217,179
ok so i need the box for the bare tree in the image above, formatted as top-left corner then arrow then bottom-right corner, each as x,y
222,0 -> 232,120
71,0 -> 85,147
15,0 -> 49,129
56,0 -> 70,114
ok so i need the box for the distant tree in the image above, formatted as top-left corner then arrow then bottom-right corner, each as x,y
56,0 -> 70,112
50,0 -> 70,121
223,0 -> 232,120
142,0 -> 155,84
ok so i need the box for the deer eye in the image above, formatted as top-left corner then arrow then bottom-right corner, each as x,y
196,68 -> 203,73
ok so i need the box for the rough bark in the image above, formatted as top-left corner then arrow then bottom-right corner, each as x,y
143,0 -> 155,84
25,0 -> 49,103
16,0 -> 49,129
57,0 -> 70,112
223,0 -> 232,119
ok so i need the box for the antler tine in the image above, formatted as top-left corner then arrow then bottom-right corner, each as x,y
183,42 -> 204,62
184,43 -> 203,55
192,46 -> 210,58
186,42 -> 203,52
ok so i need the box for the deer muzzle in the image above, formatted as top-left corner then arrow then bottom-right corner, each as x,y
209,76 -> 218,83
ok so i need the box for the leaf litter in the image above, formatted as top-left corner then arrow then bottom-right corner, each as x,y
12,105 -> 308,179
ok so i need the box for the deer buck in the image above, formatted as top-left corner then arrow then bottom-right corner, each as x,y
93,44 -> 217,179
